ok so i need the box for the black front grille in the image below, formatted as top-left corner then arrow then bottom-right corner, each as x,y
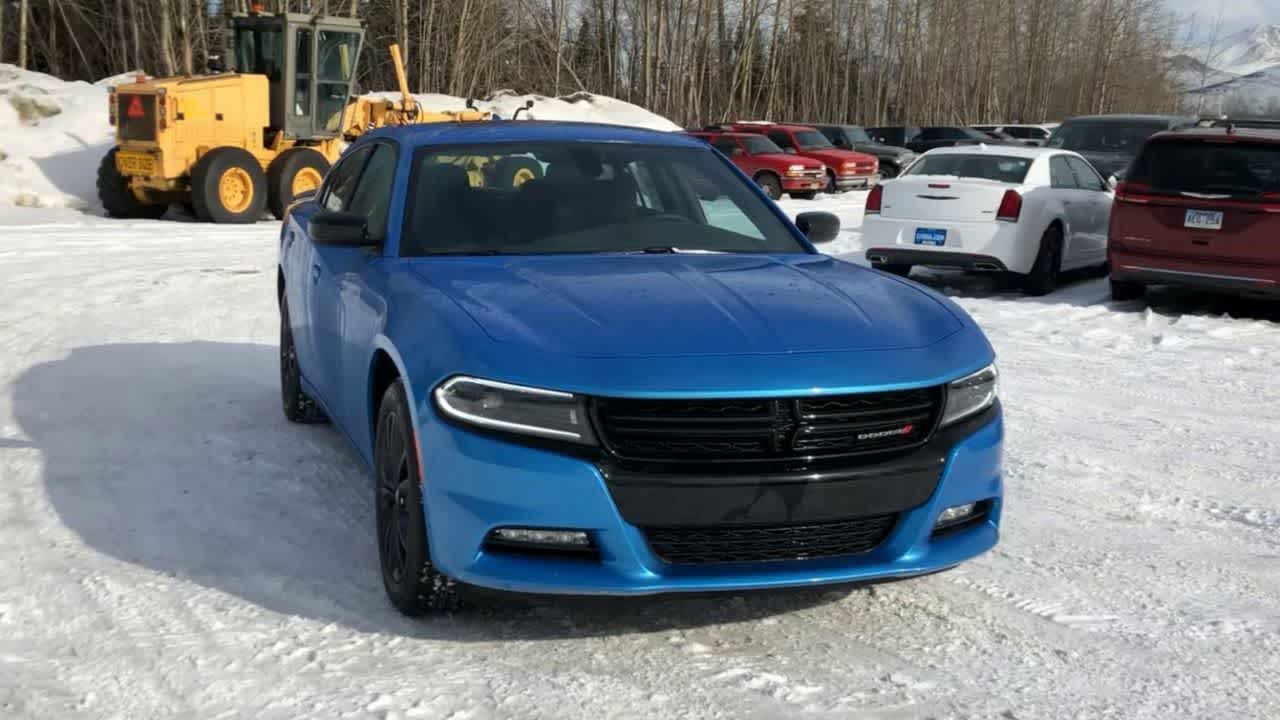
592,387 -> 942,467
117,94 -> 157,141
644,514 -> 896,564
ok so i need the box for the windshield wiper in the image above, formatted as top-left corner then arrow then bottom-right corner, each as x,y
636,246 -> 730,255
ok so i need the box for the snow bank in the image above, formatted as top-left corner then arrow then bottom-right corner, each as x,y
0,64 -> 680,213
0,65 -> 123,211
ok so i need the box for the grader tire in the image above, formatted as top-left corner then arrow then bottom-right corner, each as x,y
191,147 -> 268,224
267,148 -> 330,220
97,148 -> 167,220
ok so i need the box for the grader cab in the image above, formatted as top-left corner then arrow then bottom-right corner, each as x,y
98,10 -> 493,223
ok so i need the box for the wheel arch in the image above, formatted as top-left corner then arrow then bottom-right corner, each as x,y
366,338 -> 424,467
752,168 -> 780,182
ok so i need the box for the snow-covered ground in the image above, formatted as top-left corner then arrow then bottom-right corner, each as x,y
2,63 -> 1280,720
2,193 -> 1278,718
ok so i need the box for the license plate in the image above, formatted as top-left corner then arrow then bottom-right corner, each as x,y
116,152 -> 156,175
1184,209 -> 1222,230
914,228 -> 947,246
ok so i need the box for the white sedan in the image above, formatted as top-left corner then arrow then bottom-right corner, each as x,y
860,145 -> 1112,295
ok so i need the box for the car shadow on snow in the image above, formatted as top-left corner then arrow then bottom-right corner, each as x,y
907,269 -> 1280,323
13,341 -> 845,641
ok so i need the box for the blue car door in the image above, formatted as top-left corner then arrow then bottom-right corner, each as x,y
307,145 -> 372,415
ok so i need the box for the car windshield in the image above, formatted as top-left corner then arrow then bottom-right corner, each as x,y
795,130 -> 834,149
1128,139 -> 1280,198
844,126 -> 872,142
401,142 -> 807,256
1047,120 -> 1169,153
741,135 -> 784,154
903,154 -> 1032,183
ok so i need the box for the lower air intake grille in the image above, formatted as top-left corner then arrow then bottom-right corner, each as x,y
644,514 -> 896,564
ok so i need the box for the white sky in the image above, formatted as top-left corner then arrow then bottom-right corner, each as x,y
1165,0 -> 1280,40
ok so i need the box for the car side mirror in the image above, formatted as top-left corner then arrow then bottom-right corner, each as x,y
309,211 -> 371,247
783,147 -> 797,154
795,211 -> 840,244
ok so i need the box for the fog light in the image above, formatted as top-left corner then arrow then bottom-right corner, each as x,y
486,527 -> 596,558
934,502 -> 979,532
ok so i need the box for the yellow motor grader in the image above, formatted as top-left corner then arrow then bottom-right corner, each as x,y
99,9 -> 531,223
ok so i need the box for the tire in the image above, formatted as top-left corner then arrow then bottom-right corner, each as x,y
824,169 -> 840,194
754,172 -> 782,200
880,162 -> 900,179
1110,279 -> 1145,301
491,156 -> 543,189
267,148 -> 329,220
97,148 -> 168,219
375,380 -> 462,616
873,262 -> 912,277
1022,224 -> 1063,296
190,147 -> 268,224
279,297 -> 327,424
789,190 -> 818,200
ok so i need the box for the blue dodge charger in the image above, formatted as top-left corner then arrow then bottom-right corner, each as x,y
277,120 -> 1002,615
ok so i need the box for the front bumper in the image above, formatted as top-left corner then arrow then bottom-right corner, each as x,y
1110,248 -> 1280,299
419,403 -> 1003,595
781,176 -> 825,192
834,173 -> 881,190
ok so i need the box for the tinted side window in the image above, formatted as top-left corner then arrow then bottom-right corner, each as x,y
346,143 -> 398,241
1066,156 -> 1106,191
712,138 -> 742,156
767,130 -> 794,149
819,127 -> 844,146
1049,156 -> 1078,189
321,145 -> 372,211
917,128 -> 941,141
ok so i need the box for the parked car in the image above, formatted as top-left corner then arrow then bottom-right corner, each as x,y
905,126 -> 1016,154
807,123 -> 917,178
868,126 -> 922,148
974,128 -> 1021,144
689,130 -> 826,199
972,124 -> 1059,146
1107,123 -> 1280,301
730,122 -> 880,192
861,145 -> 1112,295
1045,114 -> 1195,182
279,121 -> 1004,613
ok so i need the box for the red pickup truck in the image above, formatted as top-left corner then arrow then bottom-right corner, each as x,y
689,131 -> 826,199
730,122 -> 880,193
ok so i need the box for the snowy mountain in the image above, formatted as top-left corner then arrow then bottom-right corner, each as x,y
1181,25 -> 1280,114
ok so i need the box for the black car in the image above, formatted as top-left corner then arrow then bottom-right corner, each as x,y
904,126 -> 1017,154
809,123 -> 917,178
867,125 -> 921,148
1045,114 -> 1197,181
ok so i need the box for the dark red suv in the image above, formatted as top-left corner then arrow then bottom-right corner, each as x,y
689,131 -> 826,199
1108,125 -> 1280,301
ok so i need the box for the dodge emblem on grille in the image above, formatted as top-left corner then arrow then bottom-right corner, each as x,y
856,424 -> 914,441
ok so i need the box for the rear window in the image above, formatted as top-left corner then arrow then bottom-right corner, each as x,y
903,154 -> 1032,183
1128,140 -> 1280,198
1047,120 -> 1169,153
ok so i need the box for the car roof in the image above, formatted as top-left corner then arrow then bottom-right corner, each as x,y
692,130 -> 755,139
920,144 -> 1071,159
1158,126 -> 1280,144
1060,114 -> 1192,125
738,123 -> 819,132
360,120 -> 695,149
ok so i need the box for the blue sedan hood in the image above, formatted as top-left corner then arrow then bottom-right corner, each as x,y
410,254 -> 962,358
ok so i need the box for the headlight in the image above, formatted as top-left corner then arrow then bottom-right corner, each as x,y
434,376 -> 597,445
941,364 -> 998,426
785,164 -> 806,177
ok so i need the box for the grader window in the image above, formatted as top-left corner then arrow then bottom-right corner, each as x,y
234,26 -> 284,82
294,29 -> 312,117
317,31 -> 361,132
